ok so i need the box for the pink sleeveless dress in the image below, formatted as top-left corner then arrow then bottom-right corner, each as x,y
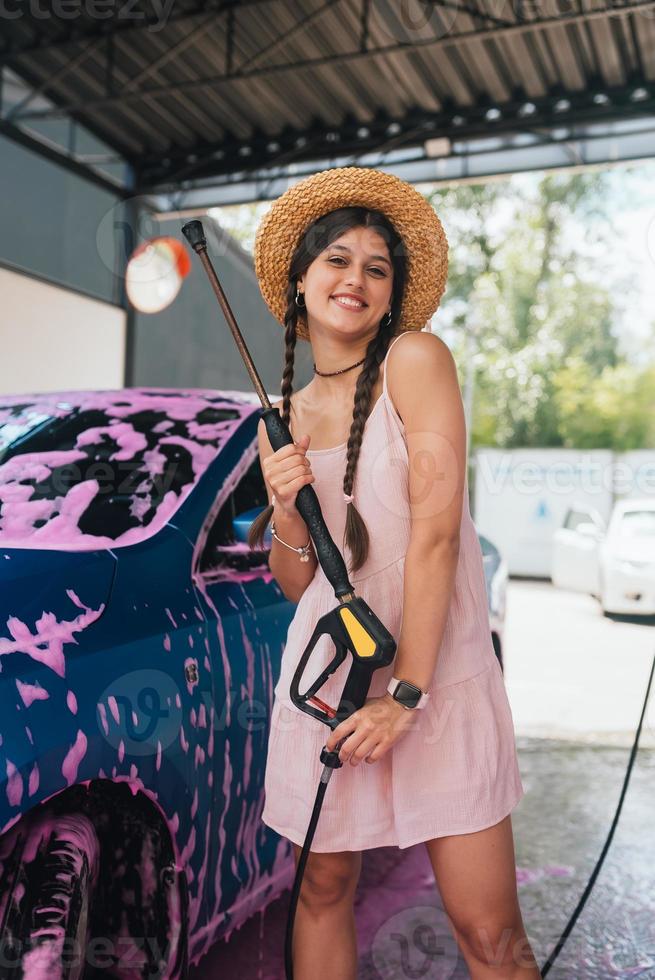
261,331 -> 524,852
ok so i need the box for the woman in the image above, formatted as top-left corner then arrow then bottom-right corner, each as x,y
248,167 -> 541,979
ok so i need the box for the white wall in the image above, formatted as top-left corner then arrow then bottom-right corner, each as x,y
0,267 -> 126,395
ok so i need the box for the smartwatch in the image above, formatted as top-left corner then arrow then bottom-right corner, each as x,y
386,676 -> 430,710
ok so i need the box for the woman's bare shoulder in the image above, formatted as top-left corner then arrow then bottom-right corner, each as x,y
386,332 -> 457,424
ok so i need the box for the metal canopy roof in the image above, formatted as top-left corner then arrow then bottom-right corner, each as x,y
2,0 -> 655,198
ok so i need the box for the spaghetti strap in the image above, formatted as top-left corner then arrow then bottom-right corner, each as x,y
382,330 -> 414,425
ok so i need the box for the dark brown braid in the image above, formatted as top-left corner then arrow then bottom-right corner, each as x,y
248,206 -> 407,574
341,321 -> 396,572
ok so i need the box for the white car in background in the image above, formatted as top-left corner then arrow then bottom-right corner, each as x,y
552,498 -> 655,616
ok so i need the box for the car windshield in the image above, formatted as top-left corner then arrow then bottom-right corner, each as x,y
0,390 -> 252,551
619,509 -> 655,537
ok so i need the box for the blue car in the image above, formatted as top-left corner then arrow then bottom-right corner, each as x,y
0,386 -> 295,977
0,387 -> 507,975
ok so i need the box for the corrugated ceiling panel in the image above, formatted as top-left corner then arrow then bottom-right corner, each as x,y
430,44 -> 477,105
521,32 -> 556,92
544,24 -> 589,88
114,35 -> 214,143
5,0 -> 653,171
465,37 -> 515,100
594,18 -> 630,85
41,49 -> 174,152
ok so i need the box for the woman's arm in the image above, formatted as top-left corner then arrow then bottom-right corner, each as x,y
389,332 -> 467,691
257,410 -> 318,603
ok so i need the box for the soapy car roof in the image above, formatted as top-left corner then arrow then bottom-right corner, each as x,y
0,387 -> 259,551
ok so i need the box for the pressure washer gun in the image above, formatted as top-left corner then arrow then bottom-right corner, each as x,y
252,390 -> 397,769
289,599 -> 395,755
181,218 -> 396,748
181,219 -> 396,979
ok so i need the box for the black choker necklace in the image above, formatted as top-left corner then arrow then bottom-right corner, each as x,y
313,357 -> 366,377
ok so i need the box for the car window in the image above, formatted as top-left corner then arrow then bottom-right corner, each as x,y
199,453 -> 270,574
564,508 -> 596,531
619,509 -> 655,537
0,392 -> 246,550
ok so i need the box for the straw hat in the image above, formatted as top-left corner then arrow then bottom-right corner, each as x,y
254,166 -> 448,341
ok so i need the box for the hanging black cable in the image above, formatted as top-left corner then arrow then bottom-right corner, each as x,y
540,649 -> 655,977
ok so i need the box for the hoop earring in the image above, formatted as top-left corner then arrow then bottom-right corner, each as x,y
295,289 -> 306,309
382,309 -> 392,328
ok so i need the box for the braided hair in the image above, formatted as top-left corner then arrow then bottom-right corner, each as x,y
248,207 -> 407,574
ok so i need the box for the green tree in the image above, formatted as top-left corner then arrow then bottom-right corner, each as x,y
554,357 -> 655,450
427,170 -> 644,448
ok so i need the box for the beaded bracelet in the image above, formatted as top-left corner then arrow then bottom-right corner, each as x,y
270,519 -> 313,562
270,494 -> 313,562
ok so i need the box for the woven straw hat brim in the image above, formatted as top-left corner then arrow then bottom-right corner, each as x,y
254,166 -> 448,341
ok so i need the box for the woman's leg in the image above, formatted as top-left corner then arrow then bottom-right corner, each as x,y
424,814 -> 542,979
290,843 -> 362,980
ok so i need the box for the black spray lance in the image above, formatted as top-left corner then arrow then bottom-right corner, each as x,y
181,220 -> 396,979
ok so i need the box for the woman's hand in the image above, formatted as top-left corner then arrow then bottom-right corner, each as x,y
325,694 -> 417,766
263,433 -> 315,517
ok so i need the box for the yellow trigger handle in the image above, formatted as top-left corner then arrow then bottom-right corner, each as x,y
337,606 -> 378,659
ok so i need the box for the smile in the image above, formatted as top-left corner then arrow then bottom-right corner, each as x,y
331,296 -> 367,311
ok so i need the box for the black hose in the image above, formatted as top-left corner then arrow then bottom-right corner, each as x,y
539,649 -> 655,977
284,768 -> 332,980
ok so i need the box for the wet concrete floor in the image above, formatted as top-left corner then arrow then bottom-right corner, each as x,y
190,736 -> 655,979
